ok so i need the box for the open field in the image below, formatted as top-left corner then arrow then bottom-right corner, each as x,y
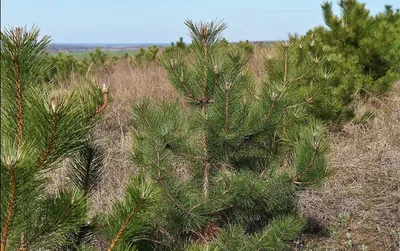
49,49 -> 139,59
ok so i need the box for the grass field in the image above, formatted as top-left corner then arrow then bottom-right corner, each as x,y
50,49 -> 139,59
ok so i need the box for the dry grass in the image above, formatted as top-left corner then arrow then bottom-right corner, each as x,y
90,61 -> 180,212
295,82 -> 400,250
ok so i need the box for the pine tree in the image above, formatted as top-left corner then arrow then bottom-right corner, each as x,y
290,0 -> 400,121
102,19 -> 330,250
0,26 -> 108,250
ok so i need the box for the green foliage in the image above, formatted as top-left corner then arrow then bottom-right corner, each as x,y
132,46 -> 160,65
290,0 -> 400,121
237,40 -> 255,55
1,26 -> 107,250
102,19 -> 330,250
163,37 -> 188,56
46,48 -> 118,83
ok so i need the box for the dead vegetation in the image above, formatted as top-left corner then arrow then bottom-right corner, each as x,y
296,82 -> 400,250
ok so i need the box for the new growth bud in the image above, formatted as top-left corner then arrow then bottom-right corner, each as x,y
310,40 -> 316,47
225,82 -> 231,90
282,41 -> 290,47
271,92 -> 279,102
102,83 -> 109,94
170,58 -> 177,68
214,65 -> 219,74
180,71 -> 184,82
50,97 -> 56,114
6,155 -> 12,166
312,132 -> 319,150
313,141 -> 319,150
200,27 -> 210,39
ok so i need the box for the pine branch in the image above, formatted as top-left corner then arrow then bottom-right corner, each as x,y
1,157 -> 16,251
107,198 -> 145,251
293,145 -> 319,182
288,60 -> 318,83
202,36 -> 209,97
212,66 -> 220,97
306,80 -> 325,102
180,71 -> 199,102
157,175 -> 191,217
13,55 -> 24,149
224,82 -> 231,132
293,170 -> 328,185
190,171 -> 233,212
263,101 -> 276,124
39,97 -> 57,166
17,196 -> 77,251
283,43 -> 289,83
201,102 -> 210,201
203,162 -> 210,201
8,28 -> 25,149
68,142 -> 105,197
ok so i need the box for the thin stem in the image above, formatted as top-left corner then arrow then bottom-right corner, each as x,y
288,61 -> 317,83
263,102 -> 275,124
293,146 -> 318,182
157,175 -> 191,216
1,161 -> 16,251
265,59 -> 277,79
18,200 -> 76,251
108,198 -> 145,251
174,68 -> 199,102
96,91 -> 109,114
202,38 -> 208,96
283,46 -> 289,83
212,72 -> 219,97
191,172 -> 233,212
256,223 -> 290,250
293,172 -> 326,185
201,102 -> 210,201
224,84 -> 230,133
203,162 -> 210,201
307,81 -> 325,102
39,103 -> 57,166
12,55 -> 23,149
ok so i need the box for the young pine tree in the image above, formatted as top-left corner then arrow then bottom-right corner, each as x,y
0,26 -> 108,250
291,0 -> 400,121
102,20 -> 331,250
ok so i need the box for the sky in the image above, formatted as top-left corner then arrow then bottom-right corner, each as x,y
1,0 -> 398,43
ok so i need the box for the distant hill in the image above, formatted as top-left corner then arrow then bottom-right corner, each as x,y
47,43 -> 170,53
47,41 -> 278,53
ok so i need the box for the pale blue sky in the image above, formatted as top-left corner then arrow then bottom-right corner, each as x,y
1,0 -> 398,43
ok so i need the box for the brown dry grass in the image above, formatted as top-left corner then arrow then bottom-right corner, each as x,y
90,61 -> 180,212
295,82 -> 400,251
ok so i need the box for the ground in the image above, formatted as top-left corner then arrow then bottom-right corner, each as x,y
295,82 -> 400,250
